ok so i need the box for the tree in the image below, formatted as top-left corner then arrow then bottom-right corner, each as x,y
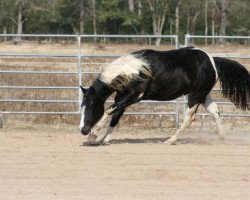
147,0 -> 169,46
128,0 -> 134,13
16,0 -> 26,41
204,0 -> 208,44
217,0 -> 230,44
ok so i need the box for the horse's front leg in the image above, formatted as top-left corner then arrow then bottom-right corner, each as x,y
87,107 -> 115,144
98,108 -> 125,145
94,90 -> 142,145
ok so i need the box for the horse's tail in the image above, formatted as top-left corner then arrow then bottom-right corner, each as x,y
213,57 -> 250,110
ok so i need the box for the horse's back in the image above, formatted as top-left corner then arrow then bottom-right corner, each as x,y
140,47 -> 217,102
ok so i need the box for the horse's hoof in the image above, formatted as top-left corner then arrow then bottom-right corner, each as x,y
164,136 -> 177,145
87,134 -> 98,143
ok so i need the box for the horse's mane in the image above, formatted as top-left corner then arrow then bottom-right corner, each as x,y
99,54 -> 152,91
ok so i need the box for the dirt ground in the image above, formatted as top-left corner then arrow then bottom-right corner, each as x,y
0,123 -> 250,200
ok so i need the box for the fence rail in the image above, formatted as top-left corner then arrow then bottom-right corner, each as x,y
0,34 -> 249,129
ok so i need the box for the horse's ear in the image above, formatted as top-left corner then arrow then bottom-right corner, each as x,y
80,86 -> 87,94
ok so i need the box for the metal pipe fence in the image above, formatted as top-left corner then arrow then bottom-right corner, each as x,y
184,34 -> 250,123
0,34 -> 249,130
0,34 -> 179,128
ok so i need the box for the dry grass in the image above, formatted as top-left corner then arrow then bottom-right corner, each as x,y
0,41 -> 249,129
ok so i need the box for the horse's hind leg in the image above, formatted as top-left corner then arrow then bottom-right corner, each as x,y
165,104 -> 199,145
202,95 -> 224,139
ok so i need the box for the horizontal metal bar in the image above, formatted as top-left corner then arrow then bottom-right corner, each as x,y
0,99 -> 177,104
0,71 -> 99,75
105,100 -> 177,104
1,111 -> 79,115
0,34 -> 78,38
0,99 -> 78,103
196,113 -> 250,117
124,112 -> 176,115
0,53 -> 78,58
0,34 -> 177,39
0,99 -> 244,106
1,110 -> 248,117
176,101 -> 246,105
81,34 -> 177,38
212,55 -> 250,59
0,86 -> 78,89
1,54 -> 249,60
186,35 -> 250,39
0,53 -> 119,58
83,54 -> 120,58
0,71 -> 78,74
0,111 -> 176,115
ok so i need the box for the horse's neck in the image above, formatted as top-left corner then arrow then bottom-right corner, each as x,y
92,79 -> 114,102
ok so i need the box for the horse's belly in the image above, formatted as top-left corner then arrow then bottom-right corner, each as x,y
144,76 -> 191,101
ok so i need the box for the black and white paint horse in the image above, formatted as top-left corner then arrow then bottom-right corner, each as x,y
79,47 -> 250,145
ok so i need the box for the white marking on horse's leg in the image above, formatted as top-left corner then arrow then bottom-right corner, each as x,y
95,107 -> 116,131
165,104 -> 198,145
99,126 -> 114,144
87,107 -> 116,144
202,95 -> 224,139
79,106 -> 85,131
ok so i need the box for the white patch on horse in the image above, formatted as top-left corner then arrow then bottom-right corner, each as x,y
165,104 -> 198,145
99,126 -> 115,144
192,47 -> 218,80
202,95 -> 224,139
79,106 -> 85,131
92,107 -> 116,132
99,54 -> 151,91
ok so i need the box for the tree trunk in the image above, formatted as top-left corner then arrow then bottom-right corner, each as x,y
16,0 -> 24,42
79,0 -> 84,34
175,2 -> 180,36
4,26 -> 7,42
204,0 -> 208,45
191,12 -> 199,36
211,0 -> 216,44
128,0 -> 134,13
170,18 -> 173,45
218,0 -> 229,44
91,0 -> 97,43
138,0 -> 142,17
186,7 -> 190,33
147,0 -> 169,46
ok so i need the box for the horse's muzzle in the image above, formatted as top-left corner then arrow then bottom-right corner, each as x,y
81,126 -> 91,135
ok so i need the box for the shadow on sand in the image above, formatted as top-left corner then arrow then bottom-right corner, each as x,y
81,137 -> 199,146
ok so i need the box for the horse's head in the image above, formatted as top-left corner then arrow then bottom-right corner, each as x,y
79,86 -> 105,135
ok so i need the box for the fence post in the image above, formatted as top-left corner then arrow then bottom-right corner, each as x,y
0,112 -> 3,128
175,99 -> 179,128
182,34 -> 190,119
184,33 -> 190,46
77,35 -> 82,113
175,35 -> 179,49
